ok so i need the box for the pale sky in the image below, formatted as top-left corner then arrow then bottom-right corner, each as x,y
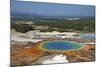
11,0 -> 95,17
17,0 -> 95,5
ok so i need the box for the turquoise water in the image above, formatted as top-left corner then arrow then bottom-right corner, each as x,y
74,33 -> 95,39
80,33 -> 95,38
42,41 -> 83,50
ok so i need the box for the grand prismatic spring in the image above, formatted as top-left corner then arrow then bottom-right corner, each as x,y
39,40 -> 84,52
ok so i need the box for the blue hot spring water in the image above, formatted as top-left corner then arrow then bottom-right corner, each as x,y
80,33 -> 95,38
42,41 -> 83,50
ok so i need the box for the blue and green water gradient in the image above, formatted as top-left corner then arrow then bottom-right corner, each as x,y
41,40 -> 84,51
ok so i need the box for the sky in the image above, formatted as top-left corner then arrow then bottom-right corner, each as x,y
11,0 -> 95,17
17,0 -> 95,5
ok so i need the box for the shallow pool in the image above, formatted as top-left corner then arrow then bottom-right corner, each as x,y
80,33 -> 95,38
41,41 -> 83,51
